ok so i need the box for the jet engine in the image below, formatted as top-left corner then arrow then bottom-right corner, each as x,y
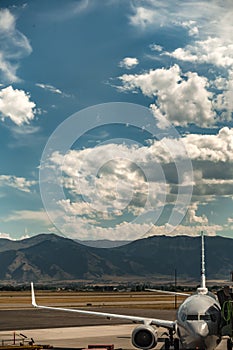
131,325 -> 158,350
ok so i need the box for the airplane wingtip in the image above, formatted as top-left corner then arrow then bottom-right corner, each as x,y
31,282 -> 37,307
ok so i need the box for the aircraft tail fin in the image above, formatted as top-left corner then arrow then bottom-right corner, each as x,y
198,231 -> 208,294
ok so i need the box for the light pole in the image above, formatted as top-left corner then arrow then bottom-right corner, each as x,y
175,268 -> 177,309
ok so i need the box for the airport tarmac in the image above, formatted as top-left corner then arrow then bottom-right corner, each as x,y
0,309 -> 229,350
0,308 -> 176,349
0,292 -> 230,350
0,324 -> 229,350
0,324 -> 136,349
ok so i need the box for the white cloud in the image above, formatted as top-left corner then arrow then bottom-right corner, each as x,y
0,232 -> 13,240
48,127 -> 233,216
42,142 -> 183,240
36,83 -> 63,95
44,0 -> 90,22
165,37 -> 233,68
183,127 -> 233,162
0,231 -> 30,241
50,148 -> 167,220
0,8 -> 32,82
119,57 -> 139,69
128,2 -> 233,124
40,126 -> 233,240
180,21 -> 199,36
150,44 -> 163,52
0,175 -> 36,193
151,223 -> 220,237
3,210 -> 50,224
36,83 -> 72,98
0,8 -> 15,31
119,64 -> 215,127
129,1 -> 233,42
10,125 -> 41,135
0,86 -> 36,125
213,70 -> 233,120
187,203 -> 208,224
129,6 -> 159,28
46,217 -> 220,242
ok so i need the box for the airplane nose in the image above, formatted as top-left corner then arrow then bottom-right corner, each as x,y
188,322 -> 209,338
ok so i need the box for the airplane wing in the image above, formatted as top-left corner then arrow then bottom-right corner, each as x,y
146,288 -> 190,297
31,283 -> 175,329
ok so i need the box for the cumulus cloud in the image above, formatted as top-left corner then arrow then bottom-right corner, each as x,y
50,147 -> 168,221
40,124 -> 233,240
213,70 -> 233,120
42,140 -> 189,240
180,20 -> 199,36
165,37 -> 233,68
0,232 -> 13,240
0,8 -> 32,82
183,127 -> 233,162
0,175 -> 36,193
119,64 -> 215,127
119,57 -> 139,69
0,231 -> 32,240
0,86 -> 36,125
127,2 -> 233,124
187,202 -> 208,224
48,127 -> 233,209
151,223 -> 220,237
47,217 -> 220,242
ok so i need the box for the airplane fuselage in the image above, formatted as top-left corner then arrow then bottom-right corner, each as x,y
176,292 -> 221,350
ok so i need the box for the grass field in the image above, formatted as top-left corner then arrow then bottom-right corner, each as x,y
0,290 -> 188,310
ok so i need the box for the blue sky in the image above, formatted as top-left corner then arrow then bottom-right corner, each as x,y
0,0 -> 233,243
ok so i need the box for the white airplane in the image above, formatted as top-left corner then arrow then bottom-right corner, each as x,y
31,233 -> 232,350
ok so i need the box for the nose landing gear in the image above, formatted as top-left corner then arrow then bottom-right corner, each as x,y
164,329 -> 179,350
227,338 -> 233,350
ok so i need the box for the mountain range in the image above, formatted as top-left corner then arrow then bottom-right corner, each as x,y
0,234 -> 232,283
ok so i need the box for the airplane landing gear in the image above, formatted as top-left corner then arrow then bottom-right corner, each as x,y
227,338 -> 233,350
164,337 -> 179,350
173,338 -> 179,350
164,338 -> 170,350
164,330 -> 179,350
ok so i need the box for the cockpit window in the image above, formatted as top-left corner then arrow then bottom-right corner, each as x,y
200,314 -> 211,321
181,313 -> 187,322
186,314 -> 214,321
187,314 -> 198,320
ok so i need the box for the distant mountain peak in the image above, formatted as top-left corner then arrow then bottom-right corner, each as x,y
0,233 -> 232,283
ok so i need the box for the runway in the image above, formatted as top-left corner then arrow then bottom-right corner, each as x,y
0,308 -> 176,330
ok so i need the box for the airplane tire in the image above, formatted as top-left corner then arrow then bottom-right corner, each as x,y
165,338 -> 170,350
227,338 -> 233,350
174,338 -> 179,350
